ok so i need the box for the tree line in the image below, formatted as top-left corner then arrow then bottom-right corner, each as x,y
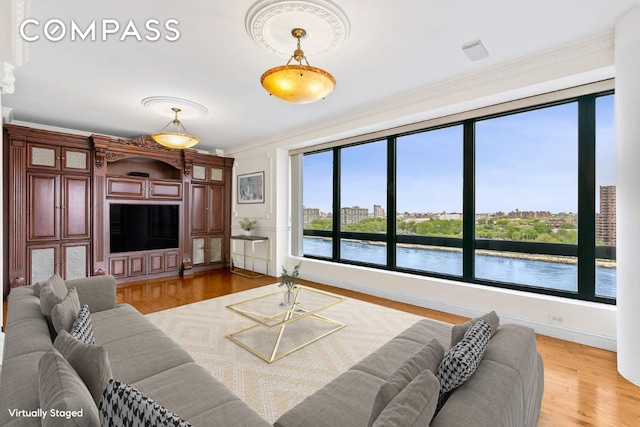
304,216 -> 579,244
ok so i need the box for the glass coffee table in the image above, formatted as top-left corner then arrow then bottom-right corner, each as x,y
225,285 -> 346,363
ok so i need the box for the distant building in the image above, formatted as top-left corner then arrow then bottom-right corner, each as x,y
303,207 -> 320,226
508,209 -> 552,219
596,185 -> 616,246
341,206 -> 368,225
436,212 -> 462,220
373,204 -> 385,218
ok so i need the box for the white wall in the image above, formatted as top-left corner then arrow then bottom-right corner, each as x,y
615,4 -> 640,386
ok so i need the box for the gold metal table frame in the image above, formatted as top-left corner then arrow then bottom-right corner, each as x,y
225,285 -> 346,363
230,235 -> 269,278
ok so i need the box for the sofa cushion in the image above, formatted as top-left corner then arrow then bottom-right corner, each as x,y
32,273 -> 67,298
372,369 -> 440,427
437,319 -> 492,410
53,330 -> 112,405
38,348 -> 100,427
40,281 -> 64,318
367,339 -> 444,426
51,288 -> 81,334
451,311 -> 499,347
98,379 -> 192,427
70,304 -> 96,344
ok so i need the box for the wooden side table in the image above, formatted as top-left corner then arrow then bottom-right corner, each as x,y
230,235 -> 269,278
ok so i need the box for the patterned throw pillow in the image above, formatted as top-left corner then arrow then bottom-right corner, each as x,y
436,319 -> 492,411
450,311 -> 500,347
99,379 -> 193,427
70,304 -> 96,344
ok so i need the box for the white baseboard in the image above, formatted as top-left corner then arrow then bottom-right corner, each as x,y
304,272 -> 617,352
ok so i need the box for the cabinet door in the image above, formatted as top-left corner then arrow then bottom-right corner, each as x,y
209,237 -> 222,263
27,143 -> 60,170
107,177 -> 146,198
192,237 -> 206,266
208,186 -> 224,234
165,251 -> 180,271
61,148 -> 90,173
191,185 -> 208,234
149,180 -> 182,199
129,255 -> 146,276
149,252 -> 165,273
109,256 -> 128,278
62,176 -> 91,240
28,173 -> 60,241
62,243 -> 89,281
27,244 -> 59,285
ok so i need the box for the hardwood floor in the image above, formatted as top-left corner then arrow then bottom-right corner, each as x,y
5,269 -> 639,426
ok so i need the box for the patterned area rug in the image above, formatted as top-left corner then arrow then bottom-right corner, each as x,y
145,284 -> 426,424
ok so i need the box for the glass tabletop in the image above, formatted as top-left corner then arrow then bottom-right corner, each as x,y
226,285 -> 345,328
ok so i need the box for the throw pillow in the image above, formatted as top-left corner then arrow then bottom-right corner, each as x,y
32,273 -> 67,297
40,281 -> 64,337
70,304 -> 96,344
450,310 -> 499,347
436,319 -> 492,412
372,369 -> 440,427
51,288 -> 81,334
54,330 -> 112,405
38,348 -> 100,427
367,339 -> 444,427
98,379 -> 193,427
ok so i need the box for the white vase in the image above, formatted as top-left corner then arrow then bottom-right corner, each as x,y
243,229 -> 252,236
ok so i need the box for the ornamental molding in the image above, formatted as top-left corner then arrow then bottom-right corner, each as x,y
114,134 -> 175,152
11,0 -> 30,67
245,0 -> 350,58
0,62 -> 16,94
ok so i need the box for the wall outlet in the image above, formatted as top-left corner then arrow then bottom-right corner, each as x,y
548,314 -> 565,325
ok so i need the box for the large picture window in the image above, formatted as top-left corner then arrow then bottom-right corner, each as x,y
300,89 -> 616,304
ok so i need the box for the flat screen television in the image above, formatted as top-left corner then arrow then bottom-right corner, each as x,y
110,204 -> 179,253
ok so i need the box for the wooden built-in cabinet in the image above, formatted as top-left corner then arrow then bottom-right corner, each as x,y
4,125 -> 233,299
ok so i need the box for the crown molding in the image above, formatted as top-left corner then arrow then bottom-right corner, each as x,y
0,62 -> 16,94
229,30 -> 615,155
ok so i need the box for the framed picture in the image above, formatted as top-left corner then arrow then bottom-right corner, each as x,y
237,171 -> 265,204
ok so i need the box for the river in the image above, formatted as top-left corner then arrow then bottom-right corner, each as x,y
303,238 -> 616,298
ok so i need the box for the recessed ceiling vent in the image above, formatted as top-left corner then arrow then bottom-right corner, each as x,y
462,40 -> 489,62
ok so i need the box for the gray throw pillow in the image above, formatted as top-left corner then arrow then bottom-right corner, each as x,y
51,288 -> 81,334
38,348 -> 100,427
33,273 -> 67,298
450,311 -> 499,347
70,304 -> 96,344
98,379 -> 192,427
54,330 -> 112,405
436,319 -> 492,412
372,369 -> 440,427
367,339 -> 444,427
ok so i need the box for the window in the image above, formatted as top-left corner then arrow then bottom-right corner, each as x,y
475,102 -> 579,292
340,141 -> 387,264
396,126 -> 463,276
300,89 -> 615,304
303,151 -> 333,257
595,94 -> 616,298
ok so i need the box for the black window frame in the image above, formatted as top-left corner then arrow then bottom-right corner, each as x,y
302,90 -> 616,305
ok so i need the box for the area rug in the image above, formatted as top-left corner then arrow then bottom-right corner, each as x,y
145,284 -> 426,424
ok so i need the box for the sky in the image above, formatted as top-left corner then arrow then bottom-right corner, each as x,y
303,94 -> 615,215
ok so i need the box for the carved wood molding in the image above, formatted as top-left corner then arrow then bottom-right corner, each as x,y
113,134 -> 175,152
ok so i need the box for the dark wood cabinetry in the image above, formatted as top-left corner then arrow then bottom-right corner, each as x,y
5,127 -> 92,296
4,125 -> 233,298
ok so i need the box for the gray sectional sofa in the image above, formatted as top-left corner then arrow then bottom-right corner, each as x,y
0,275 -> 544,426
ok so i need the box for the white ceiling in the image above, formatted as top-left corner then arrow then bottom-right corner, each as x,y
4,0 -> 638,153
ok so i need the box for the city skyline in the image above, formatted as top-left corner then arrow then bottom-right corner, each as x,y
303,95 -> 615,214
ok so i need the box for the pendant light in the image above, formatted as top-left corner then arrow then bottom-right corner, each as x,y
151,107 -> 200,149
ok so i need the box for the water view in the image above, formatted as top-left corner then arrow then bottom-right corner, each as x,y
304,237 -> 616,298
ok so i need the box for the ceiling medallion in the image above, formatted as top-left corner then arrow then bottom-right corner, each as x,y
141,96 -> 209,120
245,0 -> 350,58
